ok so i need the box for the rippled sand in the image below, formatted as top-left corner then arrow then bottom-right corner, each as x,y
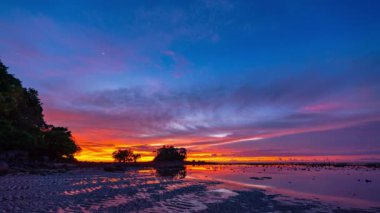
0,166 -> 379,212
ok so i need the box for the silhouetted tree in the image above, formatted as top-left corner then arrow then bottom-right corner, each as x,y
0,60 -> 81,161
153,146 -> 187,162
112,149 -> 133,163
132,153 -> 141,163
42,126 -> 81,160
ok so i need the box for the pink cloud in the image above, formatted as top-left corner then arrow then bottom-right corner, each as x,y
302,102 -> 343,113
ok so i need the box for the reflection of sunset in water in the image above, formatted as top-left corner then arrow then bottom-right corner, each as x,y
0,164 -> 379,211
185,165 -> 380,208
1,1 -> 380,212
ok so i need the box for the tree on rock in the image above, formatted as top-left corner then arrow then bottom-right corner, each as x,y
153,146 -> 187,162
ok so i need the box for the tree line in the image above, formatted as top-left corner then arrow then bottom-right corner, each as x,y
0,60 -> 187,163
0,60 -> 81,161
112,146 -> 187,163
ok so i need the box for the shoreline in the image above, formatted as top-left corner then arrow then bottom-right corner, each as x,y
2,159 -> 379,176
1,166 -> 378,212
74,161 -> 380,168
1,164 -> 379,212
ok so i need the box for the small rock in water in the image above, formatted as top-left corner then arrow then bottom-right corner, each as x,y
249,176 -> 272,180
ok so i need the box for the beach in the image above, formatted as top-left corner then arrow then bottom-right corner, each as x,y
0,164 -> 379,212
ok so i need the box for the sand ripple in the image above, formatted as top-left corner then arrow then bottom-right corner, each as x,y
1,167 -> 378,212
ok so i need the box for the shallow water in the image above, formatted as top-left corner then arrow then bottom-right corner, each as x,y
0,165 -> 379,212
186,164 -> 380,208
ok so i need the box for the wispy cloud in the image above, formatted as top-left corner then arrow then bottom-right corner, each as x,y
1,0 -> 380,161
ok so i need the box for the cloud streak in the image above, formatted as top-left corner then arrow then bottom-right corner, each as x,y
1,0 -> 380,162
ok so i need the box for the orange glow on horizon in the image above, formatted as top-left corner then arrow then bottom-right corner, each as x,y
43,108 -> 380,164
75,144 -> 377,163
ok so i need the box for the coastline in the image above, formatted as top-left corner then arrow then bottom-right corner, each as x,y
1,164 -> 379,212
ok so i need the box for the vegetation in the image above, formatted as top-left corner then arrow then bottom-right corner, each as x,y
153,146 -> 187,162
112,149 -> 141,163
132,153 -> 141,163
0,60 -> 80,161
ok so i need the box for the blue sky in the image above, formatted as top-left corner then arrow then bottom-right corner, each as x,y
1,0 -> 380,161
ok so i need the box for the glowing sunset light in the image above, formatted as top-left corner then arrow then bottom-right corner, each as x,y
1,1 -> 380,163
209,133 -> 231,138
302,102 -> 344,113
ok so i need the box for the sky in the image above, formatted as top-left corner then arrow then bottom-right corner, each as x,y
1,0 -> 380,162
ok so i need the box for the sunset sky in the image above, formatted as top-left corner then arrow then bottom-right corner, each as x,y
1,0 -> 380,162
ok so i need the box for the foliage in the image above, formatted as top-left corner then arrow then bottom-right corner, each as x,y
41,126 -> 81,159
0,60 -> 81,160
112,149 -> 133,163
153,146 -> 187,162
112,149 -> 142,163
132,153 -> 141,163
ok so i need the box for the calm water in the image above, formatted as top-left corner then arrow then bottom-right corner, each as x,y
1,164 -> 379,212
185,164 -> 380,208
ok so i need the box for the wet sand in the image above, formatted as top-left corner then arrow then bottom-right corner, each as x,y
0,165 -> 379,212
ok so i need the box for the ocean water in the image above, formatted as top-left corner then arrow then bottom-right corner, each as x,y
186,164 -> 380,208
0,164 -> 379,212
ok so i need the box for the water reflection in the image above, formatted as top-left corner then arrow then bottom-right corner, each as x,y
155,166 -> 186,179
185,164 -> 380,208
